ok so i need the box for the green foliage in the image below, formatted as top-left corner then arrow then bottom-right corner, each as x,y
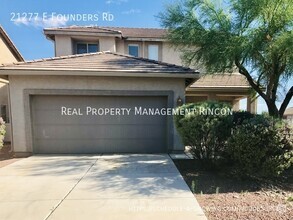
159,0 -> 293,117
232,111 -> 255,126
226,115 -> 293,177
175,101 -> 233,163
0,117 -> 6,149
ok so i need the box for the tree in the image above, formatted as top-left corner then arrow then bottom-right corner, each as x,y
159,0 -> 293,117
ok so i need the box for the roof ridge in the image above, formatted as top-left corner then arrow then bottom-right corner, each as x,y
45,25 -> 165,31
44,25 -> 122,34
103,26 -> 165,30
0,51 -> 106,67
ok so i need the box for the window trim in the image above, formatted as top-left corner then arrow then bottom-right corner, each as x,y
76,42 -> 99,54
128,44 -> 140,57
148,44 -> 159,61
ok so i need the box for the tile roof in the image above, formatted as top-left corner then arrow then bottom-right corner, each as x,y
190,74 -> 250,88
105,27 -> 167,38
0,26 -> 24,62
44,26 -> 167,39
0,51 -> 198,74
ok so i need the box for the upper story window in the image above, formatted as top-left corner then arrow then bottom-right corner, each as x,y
148,45 -> 159,61
76,43 -> 99,54
128,44 -> 139,57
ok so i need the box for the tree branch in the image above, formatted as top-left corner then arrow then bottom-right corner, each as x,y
235,58 -> 268,101
279,86 -> 293,117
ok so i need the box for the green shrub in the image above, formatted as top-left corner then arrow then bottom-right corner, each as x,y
232,111 -> 255,126
226,115 -> 293,178
175,101 -> 233,163
0,117 -> 5,149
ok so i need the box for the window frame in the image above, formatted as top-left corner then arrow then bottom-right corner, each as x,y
128,44 -> 140,57
148,44 -> 159,61
76,42 -> 99,54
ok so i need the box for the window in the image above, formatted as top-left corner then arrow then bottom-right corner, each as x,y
0,105 -> 8,123
148,45 -> 159,61
76,43 -> 99,54
128,44 -> 139,57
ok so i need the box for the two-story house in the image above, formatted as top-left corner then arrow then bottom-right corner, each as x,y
0,26 -> 24,143
0,25 -> 256,155
44,26 -> 257,113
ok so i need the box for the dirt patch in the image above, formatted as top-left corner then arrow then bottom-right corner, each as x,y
174,159 -> 293,220
0,143 -> 22,168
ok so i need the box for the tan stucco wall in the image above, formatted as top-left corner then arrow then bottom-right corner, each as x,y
0,34 -> 17,142
116,40 -> 181,64
116,39 -> 125,54
55,35 -> 73,56
99,37 -> 116,52
162,43 -> 182,66
8,75 -> 186,153
0,82 -> 11,142
54,35 -> 183,65
0,36 -> 18,65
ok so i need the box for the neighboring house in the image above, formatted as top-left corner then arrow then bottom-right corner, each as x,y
44,26 -> 257,112
0,52 -> 199,155
283,107 -> 293,124
0,25 -> 24,142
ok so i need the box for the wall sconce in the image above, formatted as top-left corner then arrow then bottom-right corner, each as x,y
177,96 -> 183,106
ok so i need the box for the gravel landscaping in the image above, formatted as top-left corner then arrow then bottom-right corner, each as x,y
174,160 -> 293,220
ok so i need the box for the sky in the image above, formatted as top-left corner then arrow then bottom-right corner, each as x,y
0,0 -> 292,112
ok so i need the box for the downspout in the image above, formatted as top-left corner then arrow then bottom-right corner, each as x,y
7,79 -> 13,153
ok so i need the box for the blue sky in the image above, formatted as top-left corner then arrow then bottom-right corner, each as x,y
0,0 -> 292,112
1,0 -> 172,60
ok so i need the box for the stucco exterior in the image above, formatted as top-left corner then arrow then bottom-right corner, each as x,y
0,36 -> 18,64
0,27 -> 22,143
8,75 -> 186,154
52,33 -> 182,64
55,35 -> 117,56
162,43 -> 182,66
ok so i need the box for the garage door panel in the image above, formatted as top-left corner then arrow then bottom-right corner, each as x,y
34,138 -> 164,153
33,96 -> 166,109
32,95 -> 168,153
33,111 -> 166,125
33,124 -> 166,139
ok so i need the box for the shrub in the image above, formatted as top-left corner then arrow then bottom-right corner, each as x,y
226,115 -> 293,178
175,101 -> 233,163
232,111 -> 255,126
0,117 -> 5,149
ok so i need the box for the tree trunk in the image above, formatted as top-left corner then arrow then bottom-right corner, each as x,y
267,102 -> 280,118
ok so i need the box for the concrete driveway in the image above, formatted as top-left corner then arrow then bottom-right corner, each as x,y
0,154 -> 206,220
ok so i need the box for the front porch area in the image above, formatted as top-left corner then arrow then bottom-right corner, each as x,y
186,73 -> 257,113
